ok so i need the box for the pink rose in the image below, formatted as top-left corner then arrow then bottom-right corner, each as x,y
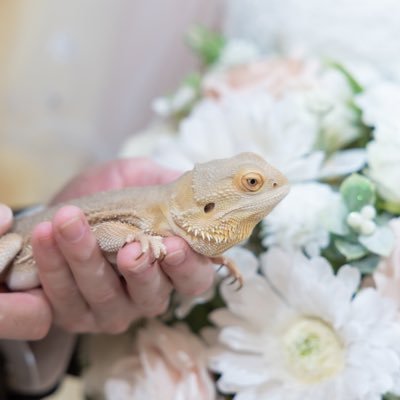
203,57 -> 317,99
103,320 -> 216,400
374,218 -> 400,306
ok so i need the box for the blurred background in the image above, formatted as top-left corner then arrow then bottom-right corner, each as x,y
0,0 -> 221,208
2,0 -> 399,209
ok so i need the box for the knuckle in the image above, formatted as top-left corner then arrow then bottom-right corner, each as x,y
100,319 -> 130,335
142,300 -> 170,318
52,285 -> 81,304
57,314 -> 96,334
90,283 -> 120,306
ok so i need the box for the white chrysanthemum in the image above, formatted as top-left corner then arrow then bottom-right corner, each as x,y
357,83 -> 400,204
261,183 -> 341,256
209,248 -> 400,399
153,89 -> 364,182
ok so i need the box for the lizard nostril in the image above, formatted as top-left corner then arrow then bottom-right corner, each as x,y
273,182 -> 278,188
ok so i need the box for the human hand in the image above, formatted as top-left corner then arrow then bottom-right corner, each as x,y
0,204 -> 51,340
31,158 -> 214,334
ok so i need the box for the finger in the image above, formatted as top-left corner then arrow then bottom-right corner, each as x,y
52,158 -> 180,203
161,237 -> 214,296
117,242 -> 173,317
0,204 -> 13,235
53,206 -> 135,334
0,290 -> 51,340
32,221 -> 97,333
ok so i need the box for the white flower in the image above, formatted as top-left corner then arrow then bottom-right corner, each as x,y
153,86 -> 197,118
153,56 -> 365,181
217,38 -> 261,68
312,68 -> 361,152
261,183 -> 340,256
119,123 -> 175,158
357,83 -> 400,204
209,248 -> 400,399
154,90 -> 364,182
154,91 -> 320,181
83,320 -> 215,400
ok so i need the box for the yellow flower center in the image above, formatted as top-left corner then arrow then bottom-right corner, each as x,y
282,317 -> 345,383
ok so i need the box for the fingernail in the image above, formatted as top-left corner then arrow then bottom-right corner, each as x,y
0,204 -> 12,225
164,249 -> 185,266
59,216 -> 85,242
37,224 -> 54,248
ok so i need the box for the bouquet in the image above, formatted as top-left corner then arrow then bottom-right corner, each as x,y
83,28 -> 400,400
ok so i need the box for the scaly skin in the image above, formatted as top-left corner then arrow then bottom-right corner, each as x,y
0,152 -> 289,290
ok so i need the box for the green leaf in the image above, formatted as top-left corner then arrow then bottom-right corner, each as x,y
328,61 -> 364,94
379,199 -> 400,215
383,393 -> 400,400
349,254 -> 380,274
183,73 -> 202,90
322,199 -> 349,235
358,226 -> 395,257
334,238 -> 368,261
186,26 -> 226,66
340,174 -> 376,212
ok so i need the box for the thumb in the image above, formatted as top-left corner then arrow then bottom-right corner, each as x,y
0,290 -> 52,340
0,204 -> 13,236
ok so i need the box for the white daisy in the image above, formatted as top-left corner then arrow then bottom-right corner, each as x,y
209,248 -> 400,399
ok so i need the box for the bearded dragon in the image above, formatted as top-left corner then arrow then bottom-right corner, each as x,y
0,152 -> 289,291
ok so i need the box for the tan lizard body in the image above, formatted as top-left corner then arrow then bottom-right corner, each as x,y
0,152 -> 289,291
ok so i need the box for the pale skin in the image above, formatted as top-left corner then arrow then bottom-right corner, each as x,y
0,158 -> 214,340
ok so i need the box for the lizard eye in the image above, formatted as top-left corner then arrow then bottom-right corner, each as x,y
204,202 -> 215,213
241,173 -> 264,192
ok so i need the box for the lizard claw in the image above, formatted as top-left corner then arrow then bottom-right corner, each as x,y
210,256 -> 244,291
137,234 -> 166,260
227,275 -> 243,291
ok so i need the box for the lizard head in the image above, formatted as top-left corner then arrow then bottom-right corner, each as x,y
169,152 -> 289,256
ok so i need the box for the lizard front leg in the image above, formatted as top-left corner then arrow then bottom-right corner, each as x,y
210,255 -> 243,290
92,222 -> 167,259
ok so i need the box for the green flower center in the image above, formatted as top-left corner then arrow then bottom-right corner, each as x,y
282,317 -> 345,383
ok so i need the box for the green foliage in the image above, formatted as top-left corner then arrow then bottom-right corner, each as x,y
383,394 -> 400,400
349,254 -> 380,274
334,238 -> 368,261
379,199 -> 400,215
329,61 -> 364,95
358,226 -> 395,257
340,174 -> 376,212
187,26 -> 226,66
